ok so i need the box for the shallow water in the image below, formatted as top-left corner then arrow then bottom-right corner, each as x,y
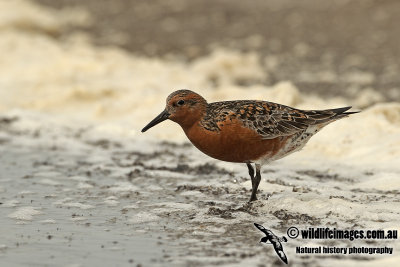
1,114 -> 399,266
0,135 -> 172,267
0,1 -> 399,266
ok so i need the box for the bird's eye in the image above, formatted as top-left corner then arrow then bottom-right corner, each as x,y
177,100 -> 185,106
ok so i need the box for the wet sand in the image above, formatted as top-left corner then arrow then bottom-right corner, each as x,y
1,113 -> 399,266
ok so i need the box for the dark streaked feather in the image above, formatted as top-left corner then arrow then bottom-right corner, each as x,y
274,248 -> 288,264
254,223 -> 268,233
201,100 -> 359,139
254,223 -> 288,264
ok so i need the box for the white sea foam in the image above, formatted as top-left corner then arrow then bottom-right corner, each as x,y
2,200 -> 20,208
0,2 -> 398,175
8,206 -> 42,221
77,182 -> 93,189
40,219 -> 57,224
62,203 -> 94,210
104,196 -> 120,207
128,212 -> 160,224
53,197 -> 94,210
108,182 -> 140,193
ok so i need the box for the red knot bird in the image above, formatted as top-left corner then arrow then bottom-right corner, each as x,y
142,89 -> 358,202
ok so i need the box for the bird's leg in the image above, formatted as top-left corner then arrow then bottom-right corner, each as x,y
246,163 -> 255,179
249,164 -> 261,202
247,163 -> 256,193
246,163 -> 255,202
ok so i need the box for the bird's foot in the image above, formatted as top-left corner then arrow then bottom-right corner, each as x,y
248,199 -> 257,203
249,195 -> 258,202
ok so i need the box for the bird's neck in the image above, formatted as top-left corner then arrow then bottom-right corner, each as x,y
177,104 -> 207,131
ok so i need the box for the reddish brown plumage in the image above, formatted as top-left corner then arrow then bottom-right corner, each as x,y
183,116 -> 289,163
141,89 -> 359,202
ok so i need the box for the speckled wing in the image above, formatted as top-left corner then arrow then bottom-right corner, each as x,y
237,101 -> 313,139
254,223 -> 269,234
245,102 -> 357,139
273,245 -> 288,264
203,101 -> 356,139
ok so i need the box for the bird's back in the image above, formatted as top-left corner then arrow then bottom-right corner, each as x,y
201,100 -> 356,139
185,100 -> 357,164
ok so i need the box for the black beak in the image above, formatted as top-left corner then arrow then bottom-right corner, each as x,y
141,109 -> 170,132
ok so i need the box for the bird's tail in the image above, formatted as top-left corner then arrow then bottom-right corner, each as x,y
304,106 -> 360,125
329,106 -> 360,119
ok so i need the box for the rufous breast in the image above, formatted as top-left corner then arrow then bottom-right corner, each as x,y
182,116 -> 289,163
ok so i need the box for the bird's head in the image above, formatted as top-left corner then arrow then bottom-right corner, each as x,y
141,89 -> 207,132
260,236 -> 269,243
